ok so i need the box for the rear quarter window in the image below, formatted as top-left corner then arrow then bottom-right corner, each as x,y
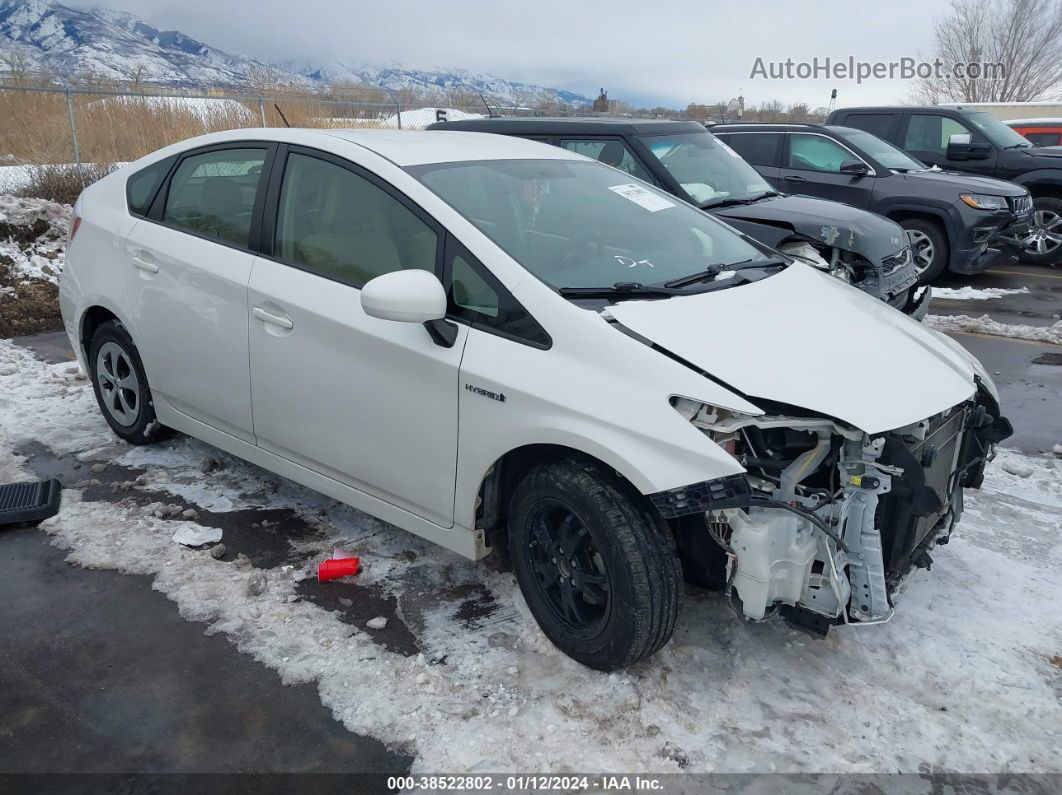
126,156 -> 176,217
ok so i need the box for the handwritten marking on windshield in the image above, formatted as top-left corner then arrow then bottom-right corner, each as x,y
615,256 -> 655,269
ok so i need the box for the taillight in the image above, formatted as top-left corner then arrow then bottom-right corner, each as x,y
68,216 -> 82,245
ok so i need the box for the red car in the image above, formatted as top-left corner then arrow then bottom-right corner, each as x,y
1006,118 -> 1062,148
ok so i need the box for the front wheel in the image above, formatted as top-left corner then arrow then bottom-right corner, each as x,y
900,219 -> 948,284
1017,196 -> 1062,265
88,320 -> 173,445
507,457 -> 682,671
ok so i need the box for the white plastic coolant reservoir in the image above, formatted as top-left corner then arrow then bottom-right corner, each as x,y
728,509 -> 817,619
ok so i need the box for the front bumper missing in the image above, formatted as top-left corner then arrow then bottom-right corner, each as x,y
659,397 -> 1011,631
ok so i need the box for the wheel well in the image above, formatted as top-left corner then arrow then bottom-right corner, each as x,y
80,306 -> 118,357
886,212 -> 950,250
1026,183 -> 1062,200
474,444 -> 646,546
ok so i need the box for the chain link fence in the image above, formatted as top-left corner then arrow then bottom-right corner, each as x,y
0,83 -> 658,197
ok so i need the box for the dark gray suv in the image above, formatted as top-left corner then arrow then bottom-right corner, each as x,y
712,123 -> 1033,283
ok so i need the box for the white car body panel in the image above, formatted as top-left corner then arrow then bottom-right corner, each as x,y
608,263 -> 977,434
60,128 -> 987,562
124,220 -> 256,442
247,256 -> 468,528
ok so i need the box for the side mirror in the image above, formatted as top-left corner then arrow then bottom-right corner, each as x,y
945,133 -> 992,161
839,159 -> 870,176
361,270 -> 446,323
362,270 -> 458,347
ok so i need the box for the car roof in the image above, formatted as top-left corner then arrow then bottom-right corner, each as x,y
425,117 -> 707,136
145,127 -> 584,167
713,122 -> 860,135
1006,118 -> 1062,126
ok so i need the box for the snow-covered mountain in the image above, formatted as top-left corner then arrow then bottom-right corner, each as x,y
281,58 -> 590,107
0,0 -> 591,107
0,0 -> 262,85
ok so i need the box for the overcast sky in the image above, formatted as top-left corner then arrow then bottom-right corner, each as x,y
74,0 -> 950,108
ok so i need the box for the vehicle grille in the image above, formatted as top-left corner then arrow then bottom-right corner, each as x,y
880,247 -> 911,275
1009,194 -> 1034,215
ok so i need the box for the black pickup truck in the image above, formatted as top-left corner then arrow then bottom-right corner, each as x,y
429,117 -> 927,316
826,105 -> 1059,265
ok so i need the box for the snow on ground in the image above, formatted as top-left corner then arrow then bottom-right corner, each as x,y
1,339 -> 1060,774
925,314 -> 1062,346
931,286 -> 1030,301
0,195 -> 72,285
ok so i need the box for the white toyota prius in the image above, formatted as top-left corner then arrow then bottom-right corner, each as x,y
60,128 -> 1011,670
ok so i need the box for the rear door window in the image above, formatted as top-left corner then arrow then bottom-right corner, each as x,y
162,148 -> 267,248
716,133 -> 781,166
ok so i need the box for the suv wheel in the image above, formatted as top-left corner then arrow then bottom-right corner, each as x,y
88,320 -> 173,445
507,457 -> 682,671
900,219 -> 948,283
1018,197 -> 1062,265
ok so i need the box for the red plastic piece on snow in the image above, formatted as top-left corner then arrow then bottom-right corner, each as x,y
318,557 -> 361,582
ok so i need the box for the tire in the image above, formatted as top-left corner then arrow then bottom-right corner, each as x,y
1017,196 -> 1062,266
900,219 -> 948,284
507,457 -> 682,671
88,320 -> 173,445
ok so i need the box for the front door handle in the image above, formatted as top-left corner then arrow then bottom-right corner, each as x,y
131,256 -> 159,273
782,175 -> 807,183
252,306 -> 294,330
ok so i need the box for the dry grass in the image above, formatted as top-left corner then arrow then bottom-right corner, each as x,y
0,87 -> 393,168
17,162 -> 116,204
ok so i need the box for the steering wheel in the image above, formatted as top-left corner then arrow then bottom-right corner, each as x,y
557,232 -> 605,268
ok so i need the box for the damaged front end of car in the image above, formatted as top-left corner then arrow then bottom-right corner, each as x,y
659,392 -> 1011,632
778,237 -> 929,320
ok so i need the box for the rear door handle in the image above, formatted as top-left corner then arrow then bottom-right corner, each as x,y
783,175 -> 807,183
252,306 -> 294,330
131,256 -> 159,273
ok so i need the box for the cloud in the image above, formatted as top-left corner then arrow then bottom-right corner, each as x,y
70,0 -> 947,107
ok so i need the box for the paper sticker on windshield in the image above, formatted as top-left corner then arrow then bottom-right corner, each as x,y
608,183 -> 675,212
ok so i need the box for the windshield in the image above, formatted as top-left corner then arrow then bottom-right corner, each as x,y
408,159 -> 778,291
965,111 -> 1034,148
640,132 -> 774,207
835,128 -> 927,171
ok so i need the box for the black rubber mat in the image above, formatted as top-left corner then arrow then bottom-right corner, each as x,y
0,479 -> 62,527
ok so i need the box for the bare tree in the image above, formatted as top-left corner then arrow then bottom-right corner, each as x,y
759,99 -> 785,122
787,102 -> 811,122
911,0 -> 1062,103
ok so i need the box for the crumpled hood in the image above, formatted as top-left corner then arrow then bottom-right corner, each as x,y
898,169 -> 1028,196
608,263 -> 977,433
713,195 -> 907,264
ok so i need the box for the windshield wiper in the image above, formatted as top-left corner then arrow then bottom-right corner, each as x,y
558,282 -> 681,300
662,258 -> 785,289
1003,143 -> 1033,150
702,190 -> 780,210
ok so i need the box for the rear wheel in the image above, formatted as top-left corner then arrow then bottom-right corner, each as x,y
1017,196 -> 1062,265
900,219 -> 948,283
88,320 -> 173,445
507,457 -> 682,670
